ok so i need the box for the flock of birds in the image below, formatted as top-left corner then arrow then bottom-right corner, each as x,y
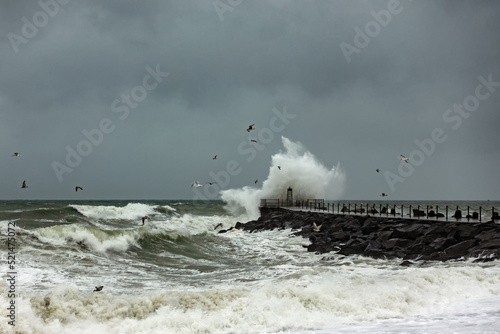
12,123 -> 275,197
190,123 -> 282,189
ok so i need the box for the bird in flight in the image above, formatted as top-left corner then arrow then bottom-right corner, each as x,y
75,186 -> 83,192
206,182 -> 217,185
191,181 -> 203,187
250,139 -> 258,143
93,286 -> 103,292
380,193 -> 388,197
254,179 -> 258,184
213,155 -> 217,160
376,169 -> 380,173
247,124 -> 255,132
313,222 -> 322,232
141,216 -> 149,225
21,180 -> 28,189
12,153 -> 20,157
278,166 -> 281,170
400,155 -> 409,163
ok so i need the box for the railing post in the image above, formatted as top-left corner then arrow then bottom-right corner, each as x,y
479,207 -> 482,222
446,206 -> 448,220
417,205 -> 420,220
436,205 -> 439,220
409,205 -> 412,218
467,206 -> 470,220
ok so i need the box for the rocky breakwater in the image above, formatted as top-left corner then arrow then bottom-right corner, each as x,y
234,208 -> 500,262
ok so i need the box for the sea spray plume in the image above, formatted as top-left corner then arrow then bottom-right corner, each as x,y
221,137 -> 346,219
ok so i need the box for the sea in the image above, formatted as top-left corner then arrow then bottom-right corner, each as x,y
1,199 -> 500,334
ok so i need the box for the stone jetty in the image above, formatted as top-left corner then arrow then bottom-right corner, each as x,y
232,208 -> 500,262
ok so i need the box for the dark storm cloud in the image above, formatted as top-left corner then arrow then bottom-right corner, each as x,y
0,0 -> 499,200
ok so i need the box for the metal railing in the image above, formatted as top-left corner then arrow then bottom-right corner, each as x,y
259,199 -> 499,222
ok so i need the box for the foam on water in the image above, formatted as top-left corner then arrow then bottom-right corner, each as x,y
2,264 -> 499,334
69,203 -> 162,220
221,137 -> 346,219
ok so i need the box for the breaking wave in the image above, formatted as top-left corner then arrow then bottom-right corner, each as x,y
221,137 -> 346,218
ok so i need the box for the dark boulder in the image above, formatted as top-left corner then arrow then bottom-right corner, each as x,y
443,239 -> 477,259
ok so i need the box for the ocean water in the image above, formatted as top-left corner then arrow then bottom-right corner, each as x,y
2,138 -> 499,333
1,199 -> 500,334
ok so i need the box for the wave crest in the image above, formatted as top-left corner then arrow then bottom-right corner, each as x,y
221,137 -> 346,218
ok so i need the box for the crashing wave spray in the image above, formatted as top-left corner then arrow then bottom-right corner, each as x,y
221,137 -> 346,219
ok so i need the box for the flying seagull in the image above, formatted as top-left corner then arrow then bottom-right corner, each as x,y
93,286 -> 103,292
278,166 -> 281,170
21,180 -> 27,189
376,169 -> 380,173
247,124 -> 255,132
313,222 -> 322,232
250,139 -> 258,143
400,155 -> 409,163
191,181 -> 203,187
206,182 -> 217,185
254,179 -> 258,184
380,193 -> 388,197
213,155 -> 217,160
75,186 -> 83,192
12,153 -> 20,157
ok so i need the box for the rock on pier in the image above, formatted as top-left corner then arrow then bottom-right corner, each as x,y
234,208 -> 500,262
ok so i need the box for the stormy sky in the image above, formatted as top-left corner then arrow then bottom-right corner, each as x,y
1,0 -> 499,201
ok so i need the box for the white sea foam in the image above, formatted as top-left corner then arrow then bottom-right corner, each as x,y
221,137 -> 346,219
70,203 -> 158,220
3,264 -> 499,334
31,224 -> 142,253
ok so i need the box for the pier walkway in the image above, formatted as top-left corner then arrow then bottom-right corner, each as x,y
259,199 -> 499,223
